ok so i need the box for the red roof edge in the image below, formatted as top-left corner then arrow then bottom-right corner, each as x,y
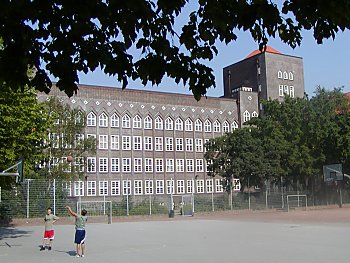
245,46 -> 282,59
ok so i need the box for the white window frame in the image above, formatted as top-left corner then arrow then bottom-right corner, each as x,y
155,116 -> 163,130
122,180 -> 131,195
195,138 -> 203,152
145,180 -> 154,195
213,120 -> 221,133
133,115 -> 142,129
87,112 -> 96,127
134,158 -> 142,173
156,180 -> 164,194
223,121 -> 230,133
177,180 -> 185,194
99,181 -> 108,196
122,114 -> 131,128
133,136 -> 142,151
231,121 -> 239,131
175,118 -> 183,131
110,135 -> 119,150
196,159 -> 204,172
155,158 -> 163,172
87,181 -> 96,196
145,158 -> 153,173
144,115 -> 153,130
165,117 -> 173,130
186,159 -> 194,172
204,120 -> 212,132
111,180 -> 120,196
166,180 -> 175,194
195,119 -> 203,132
87,157 -> 96,173
187,180 -> 194,194
155,137 -> 163,151
176,159 -> 184,172
144,136 -> 153,151
74,181 -> 84,197
110,113 -> 119,127
196,180 -> 204,193
206,179 -> 214,193
111,158 -> 120,173
122,136 -> 131,150
243,111 -> 250,123
215,179 -> 224,192
166,159 -> 174,172
122,158 -> 131,172
134,180 -> 143,195
99,135 -> 108,149
185,118 -> 193,131
165,137 -> 173,151
99,112 -> 108,127
99,158 -> 108,173
185,138 -> 193,152
175,138 -> 183,151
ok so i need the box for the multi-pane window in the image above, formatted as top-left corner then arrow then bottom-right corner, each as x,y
111,158 -> 119,173
155,137 -> 163,151
204,120 -> 212,132
99,135 -> 108,149
145,158 -> 153,173
165,117 -> 173,130
290,86 -> 295,98
166,159 -> 174,172
186,159 -> 194,172
223,121 -> 230,133
165,137 -> 173,151
243,111 -> 250,123
155,116 -> 163,130
133,136 -> 142,151
144,115 -> 152,129
231,121 -> 239,131
155,158 -> 163,172
185,118 -> 193,131
196,159 -> 204,172
122,180 -> 131,195
87,112 -> 96,126
195,138 -> 203,152
215,179 -> 224,192
175,138 -> 183,151
206,179 -> 214,193
122,158 -> 131,172
289,72 -> 294,80
284,85 -> 289,95
175,118 -> 183,131
133,115 -> 142,129
87,181 -> 96,196
204,139 -> 210,153
252,111 -> 258,118
187,180 -> 194,194
185,138 -> 193,151
134,158 -> 142,173
278,70 -> 283,79
87,157 -> 96,172
177,180 -> 185,194
74,157 -> 84,173
144,137 -> 153,151
99,113 -> 108,127
110,113 -> 119,127
156,180 -> 164,194
166,180 -> 174,194
122,114 -> 131,128
134,180 -> 143,195
99,158 -> 108,173
111,181 -> 120,196
196,180 -> 204,193
283,71 -> 288,79
122,136 -> 131,150
213,120 -> 221,133
279,84 -> 284,96
195,119 -> 202,132
233,179 -> 241,191
176,159 -> 184,172
110,135 -> 119,150
145,180 -> 153,195
99,181 -> 108,196
74,181 -> 84,197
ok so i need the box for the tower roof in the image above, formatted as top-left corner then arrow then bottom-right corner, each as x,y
245,46 -> 281,59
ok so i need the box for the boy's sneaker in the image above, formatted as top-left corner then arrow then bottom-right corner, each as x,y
48,247 -> 52,251
81,254 -> 85,258
40,246 -> 45,251
76,254 -> 80,257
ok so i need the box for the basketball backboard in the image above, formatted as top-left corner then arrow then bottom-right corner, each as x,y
323,164 -> 344,182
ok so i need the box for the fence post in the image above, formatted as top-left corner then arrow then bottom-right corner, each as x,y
211,192 -> 214,212
149,194 -> 152,215
26,179 -> 31,219
53,179 -> 56,215
126,188 -> 129,216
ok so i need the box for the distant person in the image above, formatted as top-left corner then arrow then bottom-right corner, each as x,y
40,207 -> 59,251
65,206 -> 88,257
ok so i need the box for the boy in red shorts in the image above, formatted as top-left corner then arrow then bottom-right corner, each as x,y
40,207 -> 59,251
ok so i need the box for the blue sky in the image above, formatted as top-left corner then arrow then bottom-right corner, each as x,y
77,3 -> 350,98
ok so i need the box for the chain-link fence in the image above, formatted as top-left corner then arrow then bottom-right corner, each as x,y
1,179 -> 349,223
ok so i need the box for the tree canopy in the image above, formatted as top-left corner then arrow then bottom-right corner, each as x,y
205,87 -> 350,193
1,0 -> 349,100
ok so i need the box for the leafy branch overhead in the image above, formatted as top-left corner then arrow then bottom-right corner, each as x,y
1,0 -> 349,100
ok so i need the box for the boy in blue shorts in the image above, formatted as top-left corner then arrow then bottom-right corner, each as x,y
66,206 -> 88,257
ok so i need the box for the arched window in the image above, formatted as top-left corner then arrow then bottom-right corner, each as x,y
122,114 -> 131,128
133,115 -> 141,129
195,119 -> 202,132
289,72 -> 294,81
144,115 -> 152,129
110,113 -> 119,127
99,112 -> 108,127
87,112 -> 96,127
231,121 -> 239,131
243,111 -> 250,123
222,121 -> 230,133
252,111 -> 258,118
185,118 -> 193,131
204,120 -> 212,132
155,116 -> 163,130
283,71 -> 288,80
277,70 -> 282,79
165,117 -> 173,130
75,111 -> 84,125
175,118 -> 183,131
213,120 -> 221,132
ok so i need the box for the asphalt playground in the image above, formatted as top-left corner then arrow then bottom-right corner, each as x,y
1,210 -> 349,263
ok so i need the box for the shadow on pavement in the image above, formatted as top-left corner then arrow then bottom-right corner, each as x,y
0,226 -> 32,240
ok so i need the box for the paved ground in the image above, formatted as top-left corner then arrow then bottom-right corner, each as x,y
1,207 -> 349,263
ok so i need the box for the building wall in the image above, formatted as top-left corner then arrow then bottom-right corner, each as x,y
38,86 -> 240,197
